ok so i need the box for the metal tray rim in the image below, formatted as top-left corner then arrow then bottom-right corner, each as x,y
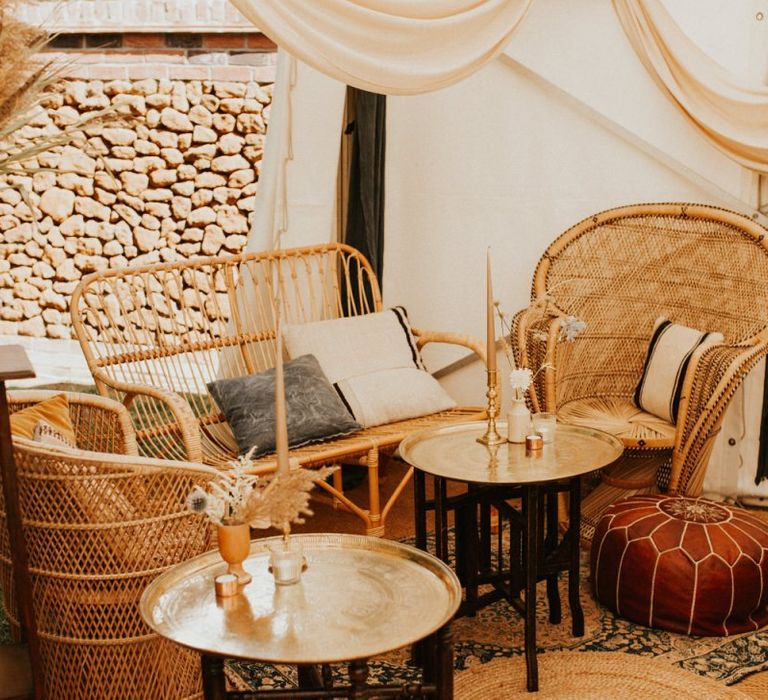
140,532 -> 462,663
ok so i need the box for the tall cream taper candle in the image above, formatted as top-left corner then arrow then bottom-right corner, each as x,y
274,316 -> 289,476
486,249 -> 496,373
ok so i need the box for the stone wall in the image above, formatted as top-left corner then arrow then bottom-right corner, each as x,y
0,73 -> 273,339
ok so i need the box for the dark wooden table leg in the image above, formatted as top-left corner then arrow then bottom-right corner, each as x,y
414,468 -> 427,552
434,477 -> 449,563
202,654 -> 227,700
297,664 -> 324,689
348,659 -> 370,698
479,493 -> 491,571
456,499 -> 479,615
435,623 -> 454,700
568,477 -> 585,637
419,631 -> 436,686
523,484 -> 539,693
545,487 -> 562,625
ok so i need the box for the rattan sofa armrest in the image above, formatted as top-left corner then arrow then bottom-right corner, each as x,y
669,332 -> 768,495
90,370 -> 203,463
411,328 -> 485,364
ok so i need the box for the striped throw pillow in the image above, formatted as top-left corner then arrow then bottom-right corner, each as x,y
634,318 -> 723,423
283,307 -> 456,428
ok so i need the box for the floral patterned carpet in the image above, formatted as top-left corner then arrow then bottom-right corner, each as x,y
1,534 -> 765,694
224,544 -> 768,693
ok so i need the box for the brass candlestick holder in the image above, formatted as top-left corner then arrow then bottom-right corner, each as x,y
477,369 -> 505,446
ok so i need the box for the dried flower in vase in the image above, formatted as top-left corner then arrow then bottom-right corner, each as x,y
185,449 -> 336,534
185,449 -> 263,526
508,367 -> 533,401
248,459 -> 337,537
494,292 -> 586,398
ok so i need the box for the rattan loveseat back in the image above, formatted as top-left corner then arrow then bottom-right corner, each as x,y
71,243 -> 484,535
1,391 -> 213,699
514,202 -> 768,500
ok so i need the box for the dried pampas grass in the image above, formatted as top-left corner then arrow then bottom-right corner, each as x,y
0,0 -> 119,206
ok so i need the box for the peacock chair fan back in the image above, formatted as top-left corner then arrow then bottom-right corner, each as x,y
532,203 -> 768,410
71,243 -> 381,465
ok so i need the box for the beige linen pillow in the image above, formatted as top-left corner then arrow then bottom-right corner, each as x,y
283,307 -> 456,428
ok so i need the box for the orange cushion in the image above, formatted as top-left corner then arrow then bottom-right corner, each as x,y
10,394 -> 76,446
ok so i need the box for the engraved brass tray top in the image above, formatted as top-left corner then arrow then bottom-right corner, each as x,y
399,422 -> 624,485
140,533 -> 461,664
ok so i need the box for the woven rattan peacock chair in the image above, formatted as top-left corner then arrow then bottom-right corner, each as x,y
512,203 -> 768,545
1,390 -> 214,699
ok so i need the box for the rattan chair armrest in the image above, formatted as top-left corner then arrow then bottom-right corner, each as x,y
411,328 -> 485,364
670,332 -> 768,495
91,370 -> 203,463
13,434 -> 219,477
8,389 -> 138,455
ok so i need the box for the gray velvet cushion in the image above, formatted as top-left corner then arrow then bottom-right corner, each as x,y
208,354 -> 361,457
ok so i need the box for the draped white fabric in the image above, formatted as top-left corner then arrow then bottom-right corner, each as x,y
246,51 -> 347,252
230,0 -> 532,95
614,0 -> 768,172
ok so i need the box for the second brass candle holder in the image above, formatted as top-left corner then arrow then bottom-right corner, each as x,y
477,368 -> 505,446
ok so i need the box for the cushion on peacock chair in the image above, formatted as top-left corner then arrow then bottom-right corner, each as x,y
591,494 -> 768,636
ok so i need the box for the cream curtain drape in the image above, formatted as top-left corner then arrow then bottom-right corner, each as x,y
614,0 -> 768,172
230,0 -> 532,95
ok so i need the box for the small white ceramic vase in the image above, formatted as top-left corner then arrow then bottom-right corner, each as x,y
507,397 -> 531,444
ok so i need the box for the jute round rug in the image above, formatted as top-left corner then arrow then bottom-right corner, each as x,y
454,651 -> 751,699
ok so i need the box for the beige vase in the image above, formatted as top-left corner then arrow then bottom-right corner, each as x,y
217,523 -> 252,585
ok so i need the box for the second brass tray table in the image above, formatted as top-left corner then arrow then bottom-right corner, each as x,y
400,422 -> 623,692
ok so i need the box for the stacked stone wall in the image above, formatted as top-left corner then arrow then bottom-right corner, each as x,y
0,75 -> 273,339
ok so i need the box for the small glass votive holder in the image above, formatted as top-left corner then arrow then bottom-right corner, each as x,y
268,539 -> 304,586
532,412 -> 557,443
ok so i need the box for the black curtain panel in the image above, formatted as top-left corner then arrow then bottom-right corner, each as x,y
756,364 -> 768,484
345,89 -> 386,288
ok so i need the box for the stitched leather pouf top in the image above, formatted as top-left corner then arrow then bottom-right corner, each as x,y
591,495 -> 768,636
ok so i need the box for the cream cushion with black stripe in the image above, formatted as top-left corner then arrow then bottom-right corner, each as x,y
634,317 -> 724,423
284,307 -> 456,428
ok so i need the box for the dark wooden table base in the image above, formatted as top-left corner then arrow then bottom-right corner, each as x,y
201,623 -> 454,699
414,470 -> 585,692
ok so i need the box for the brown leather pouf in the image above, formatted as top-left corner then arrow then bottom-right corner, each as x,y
591,494 -> 768,635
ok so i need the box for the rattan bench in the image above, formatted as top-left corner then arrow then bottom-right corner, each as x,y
71,242 -> 485,536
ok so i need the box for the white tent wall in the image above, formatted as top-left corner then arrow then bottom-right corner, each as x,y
382,0 -> 768,498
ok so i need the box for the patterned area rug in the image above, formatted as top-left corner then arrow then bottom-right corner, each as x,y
1,540 -> 766,694
224,541 -> 768,693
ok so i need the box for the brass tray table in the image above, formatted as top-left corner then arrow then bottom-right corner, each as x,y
140,532 -> 462,699
400,422 -> 623,692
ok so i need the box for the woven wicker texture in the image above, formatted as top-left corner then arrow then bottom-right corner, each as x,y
0,391 -> 216,699
453,651 -> 750,699
512,203 -> 768,543
71,243 -> 485,535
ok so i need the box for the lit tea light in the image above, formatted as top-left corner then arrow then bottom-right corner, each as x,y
214,573 -> 239,597
525,434 -> 543,452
